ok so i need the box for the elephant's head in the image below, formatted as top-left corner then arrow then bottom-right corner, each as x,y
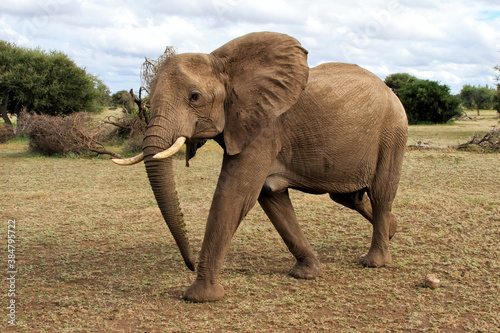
112,32 -> 309,270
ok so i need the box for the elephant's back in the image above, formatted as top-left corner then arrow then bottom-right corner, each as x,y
304,62 -> 406,127
309,62 -> 382,82
274,62 -> 407,193
308,63 -> 392,107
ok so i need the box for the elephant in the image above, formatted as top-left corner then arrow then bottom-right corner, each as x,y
112,32 -> 408,302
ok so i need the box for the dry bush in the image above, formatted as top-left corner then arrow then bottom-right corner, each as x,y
104,115 -> 146,153
24,112 -> 121,158
104,88 -> 150,153
122,134 -> 144,153
141,46 -> 176,90
0,123 -> 15,143
105,115 -> 146,140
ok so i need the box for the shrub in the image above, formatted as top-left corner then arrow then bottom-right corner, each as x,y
0,123 -> 15,143
105,116 -> 147,140
398,79 -> 462,124
123,135 -> 144,154
24,112 -> 120,157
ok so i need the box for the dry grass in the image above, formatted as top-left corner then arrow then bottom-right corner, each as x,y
407,109 -> 499,147
1,119 -> 499,332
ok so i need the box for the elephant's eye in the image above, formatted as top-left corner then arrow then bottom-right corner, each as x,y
188,90 -> 202,103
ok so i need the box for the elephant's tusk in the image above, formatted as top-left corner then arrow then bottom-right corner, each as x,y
112,152 -> 144,166
153,136 -> 186,159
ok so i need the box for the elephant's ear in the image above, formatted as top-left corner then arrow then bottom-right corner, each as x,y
211,32 -> 309,155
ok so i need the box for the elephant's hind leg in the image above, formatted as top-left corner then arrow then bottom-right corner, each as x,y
361,204 -> 394,267
329,190 -> 373,222
362,143 -> 405,268
329,191 -> 397,239
258,189 -> 322,279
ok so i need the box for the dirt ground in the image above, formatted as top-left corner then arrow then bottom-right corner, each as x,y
1,116 -> 499,331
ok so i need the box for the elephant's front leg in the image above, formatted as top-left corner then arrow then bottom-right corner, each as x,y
259,189 -> 322,279
183,152 -> 272,302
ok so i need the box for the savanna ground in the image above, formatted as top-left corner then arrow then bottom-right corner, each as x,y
1,110 -> 499,332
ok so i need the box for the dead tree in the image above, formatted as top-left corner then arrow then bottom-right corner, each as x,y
104,47 -> 176,139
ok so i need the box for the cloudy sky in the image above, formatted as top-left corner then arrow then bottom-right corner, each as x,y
1,0 -> 499,94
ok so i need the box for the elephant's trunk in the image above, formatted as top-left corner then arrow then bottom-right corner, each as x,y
143,133 -> 196,271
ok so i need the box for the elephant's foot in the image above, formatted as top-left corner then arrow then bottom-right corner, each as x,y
289,258 -> 322,279
183,279 -> 225,303
360,249 -> 391,268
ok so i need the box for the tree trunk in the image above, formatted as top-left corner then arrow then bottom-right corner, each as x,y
1,94 -> 12,126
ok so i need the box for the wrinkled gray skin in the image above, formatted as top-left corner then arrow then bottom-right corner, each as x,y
137,32 -> 407,302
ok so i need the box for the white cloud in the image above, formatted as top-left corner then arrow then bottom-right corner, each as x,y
0,0 -> 499,93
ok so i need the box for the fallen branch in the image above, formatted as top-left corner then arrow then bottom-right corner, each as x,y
87,147 -> 122,159
457,111 -> 474,121
103,115 -> 131,130
408,143 -> 449,149
409,126 -> 500,151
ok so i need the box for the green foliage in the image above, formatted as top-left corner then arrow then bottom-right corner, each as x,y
90,74 -> 112,110
492,86 -> 500,112
0,41 -> 110,119
111,90 -> 136,115
398,79 -> 462,124
459,84 -> 495,114
384,73 -> 417,95
493,65 -> 500,112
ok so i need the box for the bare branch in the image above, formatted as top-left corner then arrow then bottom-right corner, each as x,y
140,46 -> 176,90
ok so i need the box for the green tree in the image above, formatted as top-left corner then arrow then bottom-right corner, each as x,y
398,79 -> 462,124
0,41 -> 109,125
459,84 -> 495,116
0,41 -> 23,125
93,74 -> 112,107
493,86 -> 500,113
493,65 -> 500,112
111,90 -> 136,116
384,73 -> 417,95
